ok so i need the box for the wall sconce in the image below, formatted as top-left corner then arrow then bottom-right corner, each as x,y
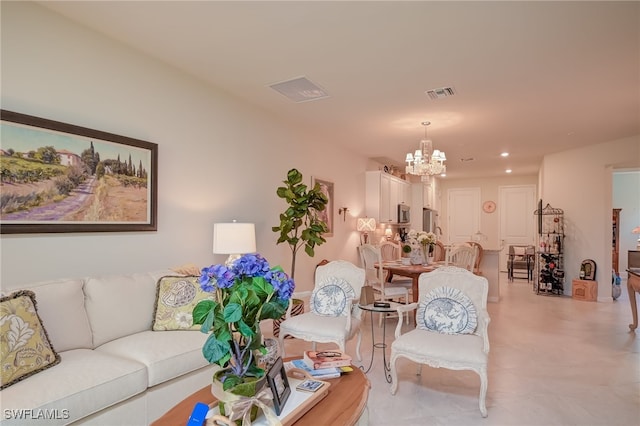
338,207 -> 349,221
356,217 -> 376,244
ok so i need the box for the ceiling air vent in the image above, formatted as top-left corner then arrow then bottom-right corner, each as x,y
268,76 -> 329,103
425,86 -> 456,100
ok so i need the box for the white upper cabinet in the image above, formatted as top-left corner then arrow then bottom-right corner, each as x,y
365,171 -> 411,224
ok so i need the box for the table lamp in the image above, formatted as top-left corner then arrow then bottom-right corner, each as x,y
356,217 -> 376,244
213,221 -> 256,266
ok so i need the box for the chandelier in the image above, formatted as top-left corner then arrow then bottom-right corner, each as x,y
405,121 -> 446,182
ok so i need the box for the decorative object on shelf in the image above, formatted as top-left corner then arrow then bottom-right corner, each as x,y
405,121 -> 446,183
633,226 -> 640,249
482,201 -> 496,213
612,270 -> 622,300
356,217 -> 376,244
273,168 -> 329,279
213,221 -> 256,267
192,253 -> 294,423
580,259 -> 596,281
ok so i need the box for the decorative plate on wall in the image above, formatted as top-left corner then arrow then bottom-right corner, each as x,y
482,200 -> 496,213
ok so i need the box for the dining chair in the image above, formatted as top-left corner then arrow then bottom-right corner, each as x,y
379,241 -> 414,287
390,266 -> 491,417
467,241 -> 484,274
358,244 -> 411,323
379,240 -> 402,261
445,244 -> 477,272
278,260 -> 365,360
433,240 -> 446,262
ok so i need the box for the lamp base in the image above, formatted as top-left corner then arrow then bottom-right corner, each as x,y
225,254 -> 242,267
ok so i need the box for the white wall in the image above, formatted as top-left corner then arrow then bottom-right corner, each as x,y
437,175 -> 538,250
0,2 -> 367,290
541,136 -> 640,300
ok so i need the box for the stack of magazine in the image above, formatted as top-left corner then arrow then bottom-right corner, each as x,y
284,350 -> 353,380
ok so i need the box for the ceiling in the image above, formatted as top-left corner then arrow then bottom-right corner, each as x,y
38,1 -> 640,180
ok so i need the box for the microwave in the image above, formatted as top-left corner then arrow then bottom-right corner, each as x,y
398,204 -> 410,224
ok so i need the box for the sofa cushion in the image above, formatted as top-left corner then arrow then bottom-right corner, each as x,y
0,348 -> 147,425
84,270 -> 173,347
152,275 -> 215,331
23,278 -> 93,352
96,330 -> 211,387
310,277 -> 355,317
1,290 -> 61,389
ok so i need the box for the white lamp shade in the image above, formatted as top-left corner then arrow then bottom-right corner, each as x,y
357,217 -> 376,232
213,223 -> 256,254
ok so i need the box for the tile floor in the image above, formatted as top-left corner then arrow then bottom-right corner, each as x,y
273,273 -> 640,426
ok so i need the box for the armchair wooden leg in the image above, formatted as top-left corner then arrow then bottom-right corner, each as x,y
478,367 -> 488,417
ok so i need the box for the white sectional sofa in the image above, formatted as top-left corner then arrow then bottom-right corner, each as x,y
0,269 -> 217,425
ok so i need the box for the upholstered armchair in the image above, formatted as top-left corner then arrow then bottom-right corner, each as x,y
390,266 -> 491,417
507,245 -> 535,281
278,260 -> 365,361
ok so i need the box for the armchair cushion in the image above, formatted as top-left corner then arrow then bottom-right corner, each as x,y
310,277 -> 355,317
417,287 -> 477,334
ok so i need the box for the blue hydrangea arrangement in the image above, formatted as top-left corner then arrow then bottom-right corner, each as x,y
193,253 -> 294,390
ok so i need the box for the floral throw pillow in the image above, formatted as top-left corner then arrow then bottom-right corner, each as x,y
417,286 -> 478,335
152,276 -> 215,331
1,290 -> 61,389
310,277 -> 356,317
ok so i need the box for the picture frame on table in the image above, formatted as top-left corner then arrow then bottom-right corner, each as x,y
266,357 -> 290,415
311,176 -> 334,237
0,110 -> 158,234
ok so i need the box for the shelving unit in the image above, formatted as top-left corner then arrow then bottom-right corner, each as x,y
534,203 -> 565,295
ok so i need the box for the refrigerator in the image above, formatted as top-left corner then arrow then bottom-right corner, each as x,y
423,208 -> 438,234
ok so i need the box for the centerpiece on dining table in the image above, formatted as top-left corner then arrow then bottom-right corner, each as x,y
406,229 -> 438,265
193,253 -> 294,424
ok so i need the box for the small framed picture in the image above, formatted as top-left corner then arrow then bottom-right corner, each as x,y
295,379 -> 325,393
266,357 -> 290,415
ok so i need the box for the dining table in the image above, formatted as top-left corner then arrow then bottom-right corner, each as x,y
377,261 -> 443,303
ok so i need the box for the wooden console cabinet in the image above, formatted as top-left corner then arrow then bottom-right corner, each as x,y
572,279 -> 597,302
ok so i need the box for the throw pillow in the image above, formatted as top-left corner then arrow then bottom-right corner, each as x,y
152,276 -> 214,331
1,290 -> 61,389
417,286 -> 478,334
310,277 -> 356,317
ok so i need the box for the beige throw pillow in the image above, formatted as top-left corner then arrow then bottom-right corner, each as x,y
1,290 -> 61,389
152,276 -> 214,331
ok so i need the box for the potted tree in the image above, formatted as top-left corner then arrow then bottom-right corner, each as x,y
272,168 -> 329,279
271,168 -> 329,336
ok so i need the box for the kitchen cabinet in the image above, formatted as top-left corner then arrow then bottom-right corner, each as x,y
365,171 -> 411,224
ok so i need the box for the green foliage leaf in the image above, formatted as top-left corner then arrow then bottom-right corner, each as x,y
202,334 -> 230,364
192,300 -> 216,325
237,319 -> 255,338
260,300 -> 287,320
223,303 -> 242,323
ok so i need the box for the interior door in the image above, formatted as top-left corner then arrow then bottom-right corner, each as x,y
499,185 -> 536,271
447,188 -> 480,244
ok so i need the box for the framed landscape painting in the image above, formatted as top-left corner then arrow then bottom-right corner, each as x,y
312,176 -> 333,237
0,110 -> 157,234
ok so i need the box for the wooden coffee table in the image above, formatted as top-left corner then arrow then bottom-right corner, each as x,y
151,360 -> 370,426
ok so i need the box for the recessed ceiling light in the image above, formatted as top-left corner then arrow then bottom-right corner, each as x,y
501,152 -> 509,157
505,169 -> 512,173
440,173 -> 446,177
